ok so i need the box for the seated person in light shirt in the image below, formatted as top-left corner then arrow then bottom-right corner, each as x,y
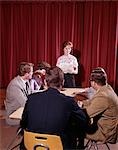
56,41 -> 78,88
5,62 -> 34,125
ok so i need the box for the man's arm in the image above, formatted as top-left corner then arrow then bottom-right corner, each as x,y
20,101 -> 28,129
83,96 -> 108,118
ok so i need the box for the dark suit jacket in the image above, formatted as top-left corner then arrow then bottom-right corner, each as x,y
20,87 -> 87,148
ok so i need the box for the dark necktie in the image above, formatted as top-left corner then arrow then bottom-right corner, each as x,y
25,82 -> 29,95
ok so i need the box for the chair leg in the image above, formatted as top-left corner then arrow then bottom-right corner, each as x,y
85,140 -> 99,150
85,140 -> 111,150
105,143 -> 110,150
92,141 -> 98,150
85,140 -> 93,150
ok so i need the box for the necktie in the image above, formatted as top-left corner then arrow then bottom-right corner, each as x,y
25,82 -> 29,95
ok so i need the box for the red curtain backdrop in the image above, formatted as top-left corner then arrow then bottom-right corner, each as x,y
0,1 -> 118,93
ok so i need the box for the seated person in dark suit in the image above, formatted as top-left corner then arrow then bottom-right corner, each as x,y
20,66 -> 88,149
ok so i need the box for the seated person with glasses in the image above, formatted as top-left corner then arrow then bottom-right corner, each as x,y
81,67 -> 118,144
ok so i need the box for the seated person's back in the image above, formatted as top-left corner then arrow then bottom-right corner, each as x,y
20,66 -> 88,149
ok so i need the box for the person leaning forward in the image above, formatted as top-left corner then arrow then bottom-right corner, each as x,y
5,62 -> 34,125
20,66 -> 88,149
82,67 -> 118,144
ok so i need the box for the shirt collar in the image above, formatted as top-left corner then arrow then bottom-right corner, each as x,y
18,75 -> 27,84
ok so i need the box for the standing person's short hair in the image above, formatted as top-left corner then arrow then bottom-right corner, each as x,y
62,41 -> 73,49
90,67 -> 107,85
18,62 -> 34,76
45,66 -> 64,88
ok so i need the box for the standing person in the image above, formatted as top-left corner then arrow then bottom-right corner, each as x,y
82,67 -> 118,143
20,66 -> 88,149
56,41 -> 78,88
5,62 -> 34,125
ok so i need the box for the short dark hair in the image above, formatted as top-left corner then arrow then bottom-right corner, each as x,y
90,67 -> 107,85
45,66 -> 64,88
62,41 -> 73,49
37,61 -> 51,70
18,62 -> 34,76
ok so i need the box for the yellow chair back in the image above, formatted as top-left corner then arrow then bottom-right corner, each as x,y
24,130 -> 63,150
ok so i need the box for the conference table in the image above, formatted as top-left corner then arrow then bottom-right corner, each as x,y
9,88 -> 87,120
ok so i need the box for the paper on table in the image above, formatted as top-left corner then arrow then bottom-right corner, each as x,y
9,107 -> 24,119
60,88 -> 86,97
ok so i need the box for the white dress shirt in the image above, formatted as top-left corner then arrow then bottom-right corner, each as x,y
56,54 -> 78,74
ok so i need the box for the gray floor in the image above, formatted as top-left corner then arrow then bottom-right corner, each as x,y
0,109 -> 118,150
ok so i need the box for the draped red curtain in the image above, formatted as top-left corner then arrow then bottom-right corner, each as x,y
0,1 -> 118,94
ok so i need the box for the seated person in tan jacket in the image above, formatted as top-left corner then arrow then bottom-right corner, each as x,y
82,67 -> 118,143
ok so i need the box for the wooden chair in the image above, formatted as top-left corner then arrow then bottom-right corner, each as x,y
24,130 -> 63,150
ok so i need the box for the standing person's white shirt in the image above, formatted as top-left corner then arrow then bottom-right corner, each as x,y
56,41 -> 78,87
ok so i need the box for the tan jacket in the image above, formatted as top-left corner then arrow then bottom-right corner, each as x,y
83,84 -> 118,143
